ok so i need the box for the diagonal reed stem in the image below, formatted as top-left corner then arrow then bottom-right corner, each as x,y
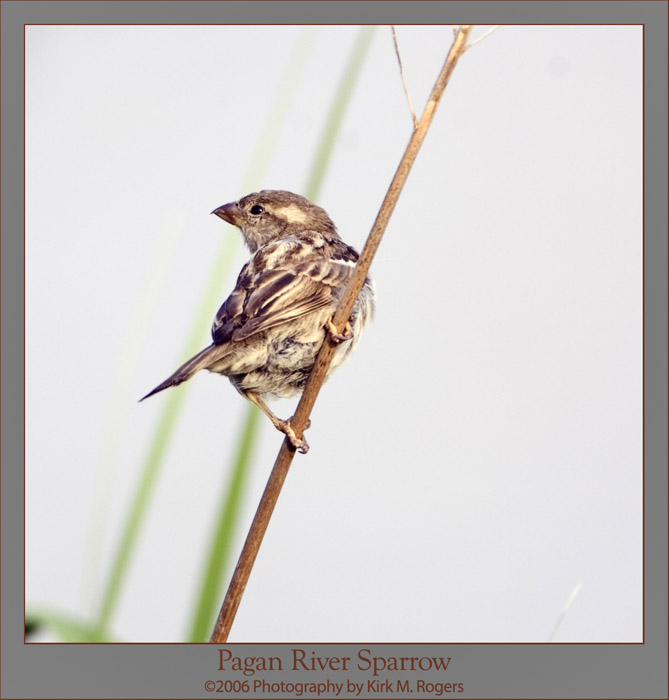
210,25 -> 474,643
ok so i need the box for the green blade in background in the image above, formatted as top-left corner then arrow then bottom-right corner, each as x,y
186,402 -> 260,642
304,26 -> 376,202
26,608 -> 114,643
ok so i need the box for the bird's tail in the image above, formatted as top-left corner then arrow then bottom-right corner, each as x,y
139,344 -> 222,401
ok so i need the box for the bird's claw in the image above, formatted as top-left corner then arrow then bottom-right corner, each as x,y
278,418 -> 310,454
325,318 -> 353,344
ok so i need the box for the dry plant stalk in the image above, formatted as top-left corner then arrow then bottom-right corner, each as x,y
210,24 -> 474,644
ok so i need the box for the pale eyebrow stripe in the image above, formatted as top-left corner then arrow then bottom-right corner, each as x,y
273,204 -> 309,224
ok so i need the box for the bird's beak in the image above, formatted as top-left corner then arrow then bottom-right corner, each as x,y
212,201 -> 243,227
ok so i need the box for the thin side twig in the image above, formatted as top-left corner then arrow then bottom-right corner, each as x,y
391,25 -> 418,129
466,25 -> 499,51
210,24 -> 475,644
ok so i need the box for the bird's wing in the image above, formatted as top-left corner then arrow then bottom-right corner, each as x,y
211,282 -> 247,344
211,258 -> 355,344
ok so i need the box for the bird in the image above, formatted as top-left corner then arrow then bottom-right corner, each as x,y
141,190 -> 375,453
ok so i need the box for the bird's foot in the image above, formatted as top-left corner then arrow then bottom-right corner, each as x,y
244,389 -> 311,454
277,418 -> 310,454
325,318 -> 353,344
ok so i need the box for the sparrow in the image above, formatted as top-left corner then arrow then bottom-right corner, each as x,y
141,190 -> 375,453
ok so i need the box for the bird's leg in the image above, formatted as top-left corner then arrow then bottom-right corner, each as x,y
325,317 -> 353,344
243,390 -> 310,454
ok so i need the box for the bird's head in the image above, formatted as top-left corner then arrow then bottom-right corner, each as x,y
212,190 -> 338,252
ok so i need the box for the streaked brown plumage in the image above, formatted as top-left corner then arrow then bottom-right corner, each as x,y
141,190 -> 375,453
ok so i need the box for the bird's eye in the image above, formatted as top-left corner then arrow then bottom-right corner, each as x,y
250,204 -> 264,215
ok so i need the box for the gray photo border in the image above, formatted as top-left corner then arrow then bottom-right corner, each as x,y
3,2 -> 667,699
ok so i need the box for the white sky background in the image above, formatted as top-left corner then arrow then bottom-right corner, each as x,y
25,25 -> 642,643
